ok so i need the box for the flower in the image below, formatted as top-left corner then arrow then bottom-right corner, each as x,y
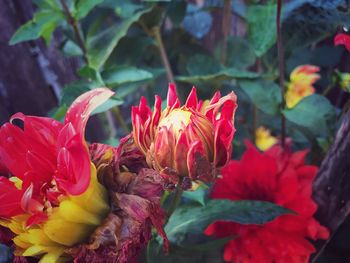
205,143 -> 329,263
70,136 -> 168,262
285,65 -> 320,108
0,88 -> 114,262
255,126 -> 277,151
132,83 -> 237,187
334,33 -> 350,52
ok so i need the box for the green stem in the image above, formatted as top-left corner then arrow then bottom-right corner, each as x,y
111,107 -> 130,134
59,0 -> 88,64
167,178 -> 184,218
152,26 -> 175,84
276,0 -> 286,147
221,0 -> 232,65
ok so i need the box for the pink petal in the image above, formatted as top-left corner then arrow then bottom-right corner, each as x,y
64,88 -> 114,137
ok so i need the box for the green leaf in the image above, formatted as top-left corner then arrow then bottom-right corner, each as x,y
10,11 -> 63,45
60,82 -> 95,105
62,40 -> 83,57
176,68 -> 259,83
183,187 -> 207,206
247,4 -> 277,57
283,94 -> 336,135
75,0 -> 104,19
86,8 -> 153,69
102,66 -> 153,87
186,54 -> 222,76
165,200 -> 291,243
239,79 -> 281,115
92,95 -> 124,115
215,37 -> 256,69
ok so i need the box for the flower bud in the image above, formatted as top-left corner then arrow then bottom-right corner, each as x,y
132,83 -> 237,187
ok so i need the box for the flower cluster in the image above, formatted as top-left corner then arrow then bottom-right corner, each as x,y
0,82 -> 330,263
205,143 -> 329,263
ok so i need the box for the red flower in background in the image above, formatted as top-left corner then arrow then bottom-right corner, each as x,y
132,83 -> 237,188
205,143 -> 329,263
334,33 -> 350,52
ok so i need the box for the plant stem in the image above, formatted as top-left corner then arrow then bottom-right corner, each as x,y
59,0 -> 88,64
221,0 -> 232,65
167,177 -> 184,218
111,107 -> 130,133
152,26 -> 175,84
276,0 -> 286,147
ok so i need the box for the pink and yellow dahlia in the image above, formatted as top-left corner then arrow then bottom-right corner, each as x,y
0,88 -> 113,262
132,83 -> 237,187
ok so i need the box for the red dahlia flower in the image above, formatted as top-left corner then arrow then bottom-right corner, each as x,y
0,88 -> 113,261
334,33 -> 350,52
205,143 -> 329,263
132,83 -> 237,187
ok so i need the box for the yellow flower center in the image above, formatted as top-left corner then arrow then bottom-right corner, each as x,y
158,108 -> 193,137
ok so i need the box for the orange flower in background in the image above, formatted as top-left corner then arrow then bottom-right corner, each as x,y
334,33 -> 350,52
255,126 -> 277,151
205,143 -> 329,263
285,65 -> 320,108
132,83 -> 237,188
0,88 -> 113,262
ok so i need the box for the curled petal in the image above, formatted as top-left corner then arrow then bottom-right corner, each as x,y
214,119 -> 235,167
64,88 -> 114,137
174,131 -> 190,176
334,33 -> 350,52
55,134 -> 91,195
154,127 -> 175,171
205,92 -> 237,123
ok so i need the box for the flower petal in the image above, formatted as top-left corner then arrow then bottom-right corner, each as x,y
64,87 -> 114,137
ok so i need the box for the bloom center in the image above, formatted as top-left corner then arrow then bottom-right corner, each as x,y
158,108 -> 193,136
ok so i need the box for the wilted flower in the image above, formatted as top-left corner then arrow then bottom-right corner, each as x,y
285,65 -> 320,108
0,88 -> 113,261
71,136 -> 168,263
255,126 -> 277,151
132,83 -> 237,188
205,143 -> 329,263
334,33 -> 350,52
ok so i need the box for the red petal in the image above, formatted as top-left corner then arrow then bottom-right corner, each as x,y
0,177 -> 23,217
55,133 -> 91,195
187,140 -> 213,182
174,131 -> 190,176
167,83 -> 180,109
154,127 -> 175,170
185,87 -> 198,109
64,88 -> 114,137
213,119 -> 235,167
334,33 -> 350,52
